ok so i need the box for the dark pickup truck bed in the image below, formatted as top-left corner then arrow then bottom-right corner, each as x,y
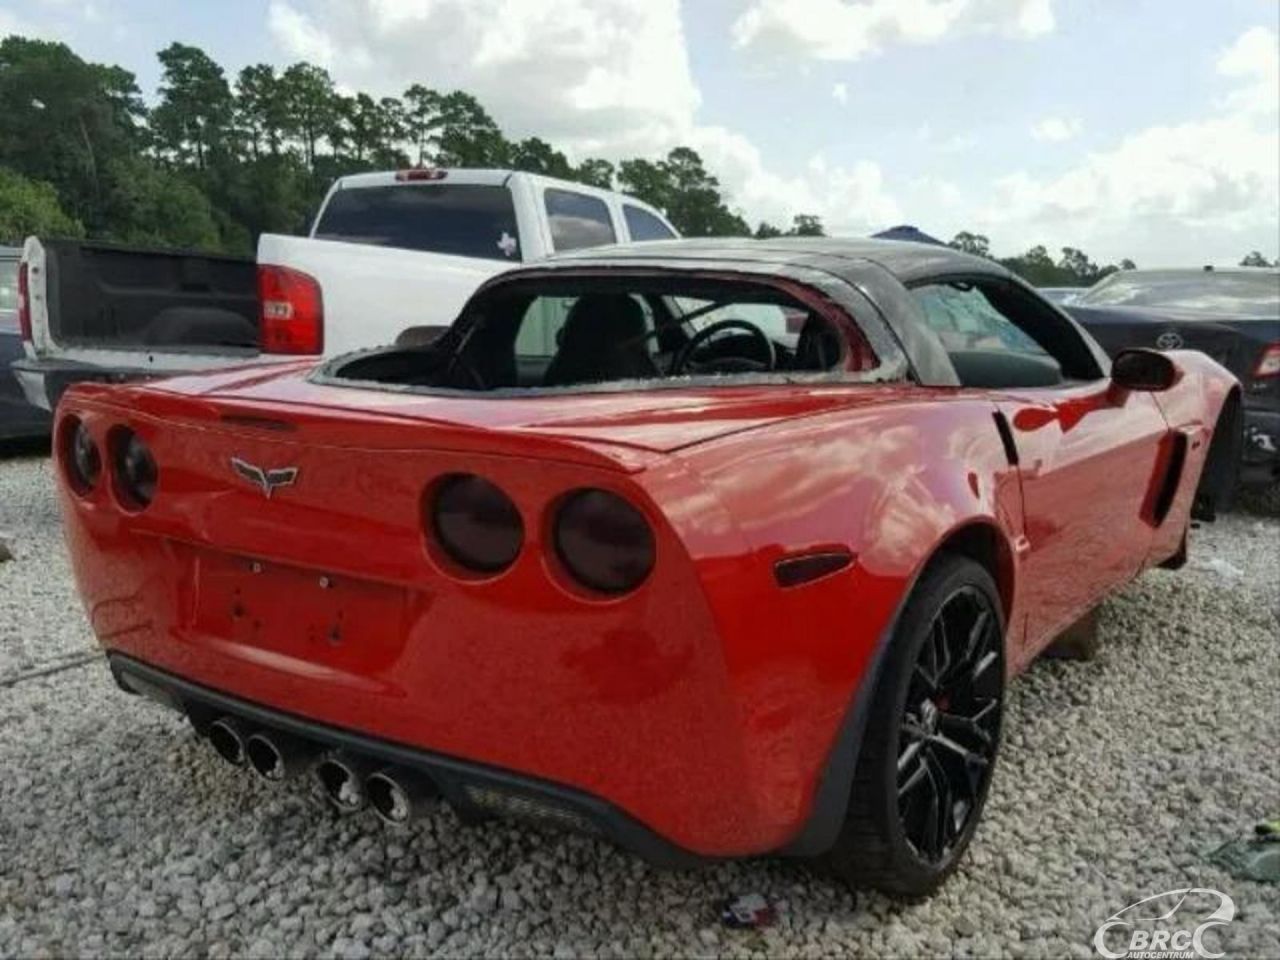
12,239 -> 259,411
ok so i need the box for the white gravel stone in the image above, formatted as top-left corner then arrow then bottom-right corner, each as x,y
2,450 -> 1278,958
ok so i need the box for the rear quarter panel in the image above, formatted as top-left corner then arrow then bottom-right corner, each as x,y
663,387 -> 1024,836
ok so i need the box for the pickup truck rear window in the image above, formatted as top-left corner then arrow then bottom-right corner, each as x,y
314,184 -> 521,262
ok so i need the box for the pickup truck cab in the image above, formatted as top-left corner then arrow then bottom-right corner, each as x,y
13,168 -> 677,410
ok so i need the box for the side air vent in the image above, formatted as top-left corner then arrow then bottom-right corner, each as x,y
992,411 -> 1019,466
1151,432 -> 1188,526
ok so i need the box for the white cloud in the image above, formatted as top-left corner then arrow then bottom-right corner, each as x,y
832,81 -> 848,104
266,0 -> 699,154
690,128 -> 901,232
264,0 -> 900,234
1217,24 -> 1279,117
1030,116 -> 1083,142
267,1 -> 340,67
731,0 -> 1054,61
968,26 -> 1279,263
916,123 -> 977,154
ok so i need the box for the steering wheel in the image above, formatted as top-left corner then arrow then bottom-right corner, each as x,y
672,319 -> 776,375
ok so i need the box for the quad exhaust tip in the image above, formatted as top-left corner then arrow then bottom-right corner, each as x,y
245,731 -> 320,783
207,717 -> 249,767
205,719 -> 439,823
315,754 -> 372,813
366,767 -> 439,826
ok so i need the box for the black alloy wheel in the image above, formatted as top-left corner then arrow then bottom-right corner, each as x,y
819,554 -> 1005,897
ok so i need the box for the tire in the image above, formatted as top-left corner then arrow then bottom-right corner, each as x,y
1193,394 -> 1242,522
819,553 -> 1005,897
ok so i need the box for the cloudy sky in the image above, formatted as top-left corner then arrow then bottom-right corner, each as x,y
3,0 -> 1277,266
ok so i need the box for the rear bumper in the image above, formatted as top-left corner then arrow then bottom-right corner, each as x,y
1241,405 -> 1280,487
109,653 -> 703,867
12,357 -> 166,412
1,336 -> 51,438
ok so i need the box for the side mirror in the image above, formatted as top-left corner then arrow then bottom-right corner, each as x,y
1111,348 -> 1180,392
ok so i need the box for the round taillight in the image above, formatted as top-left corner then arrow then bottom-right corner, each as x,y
553,489 -> 655,595
430,474 -> 523,574
110,428 -> 158,510
62,417 -> 101,494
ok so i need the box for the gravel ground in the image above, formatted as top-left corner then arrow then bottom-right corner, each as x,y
1,447 -> 1277,959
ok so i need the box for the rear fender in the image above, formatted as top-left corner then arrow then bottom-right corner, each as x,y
1147,350 -> 1239,535
672,394 -> 1024,850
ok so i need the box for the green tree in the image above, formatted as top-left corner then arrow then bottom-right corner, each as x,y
235,64 -> 288,159
754,221 -> 783,238
335,93 -> 382,164
1119,258 -> 1137,270
789,214 -> 825,236
1058,246 -> 1103,284
434,91 -> 508,166
574,158 -> 615,190
402,83 -> 442,165
0,37 -> 145,234
999,244 -> 1059,285
950,231 -> 991,257
279,62 -> 338,170
1240,251 -> 1274,267
98,157 -> 220,249
509,137 -> 574,179
0,166 -> 85,242
373,97 -> 409,167
620,147 -> 749,237
151,43 -> 233,170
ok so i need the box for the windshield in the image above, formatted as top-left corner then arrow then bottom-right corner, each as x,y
332,276 -> 874,393
1078,271 -> 1280,315
313,183 -> 521,262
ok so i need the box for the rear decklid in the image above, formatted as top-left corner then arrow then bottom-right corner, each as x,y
131,363 -> 902,457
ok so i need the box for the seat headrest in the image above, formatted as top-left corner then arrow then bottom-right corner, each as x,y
561,294 -> 648,345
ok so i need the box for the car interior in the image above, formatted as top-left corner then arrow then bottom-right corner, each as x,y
331,273 -> 1105,394
909,277 -> 1106,388
333,277 -> 864,391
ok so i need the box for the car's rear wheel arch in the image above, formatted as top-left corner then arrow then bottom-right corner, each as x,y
781,520 -> 1013,861
1193,385 -> 1242,520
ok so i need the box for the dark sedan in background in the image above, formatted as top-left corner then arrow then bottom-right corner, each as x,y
1,246 -> 52,441
1068,268 -> 1280,488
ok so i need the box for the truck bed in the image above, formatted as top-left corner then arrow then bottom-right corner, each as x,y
36,240 -> 258,352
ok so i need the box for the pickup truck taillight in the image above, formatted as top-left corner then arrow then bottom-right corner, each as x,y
1253,342 -> 1280,379
17,262 -> 32,342
258,264 -> 324,355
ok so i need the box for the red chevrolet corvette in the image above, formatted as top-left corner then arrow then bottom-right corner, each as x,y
54,239 -> 1239,895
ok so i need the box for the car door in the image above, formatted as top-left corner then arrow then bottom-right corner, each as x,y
993,382 -> 1167,649
911,278 -> 1169,652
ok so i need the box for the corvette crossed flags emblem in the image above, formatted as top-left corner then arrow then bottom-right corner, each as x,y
230,457 -> 299,499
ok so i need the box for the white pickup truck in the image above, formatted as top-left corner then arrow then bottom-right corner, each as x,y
13,167 -> 677,410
